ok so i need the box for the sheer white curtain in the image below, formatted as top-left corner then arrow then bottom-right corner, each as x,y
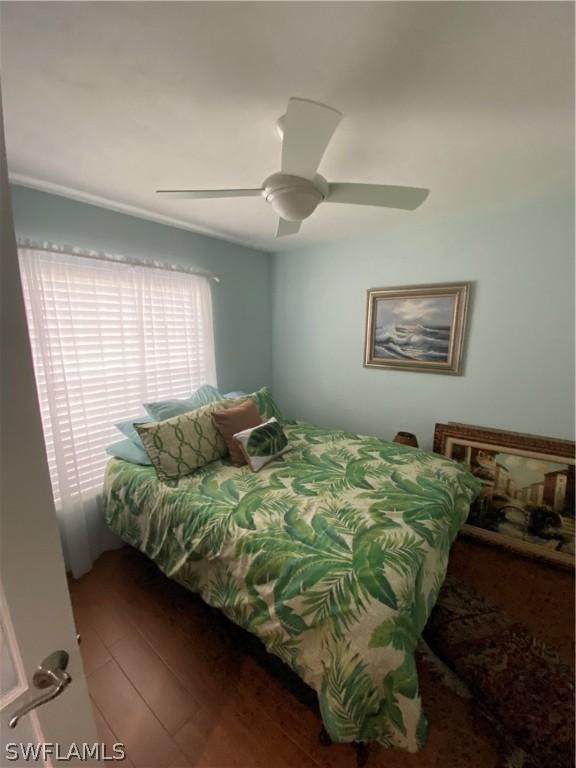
18,246 -> 217,578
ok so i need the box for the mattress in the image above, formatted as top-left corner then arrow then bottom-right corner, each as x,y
104,420 -> 479,751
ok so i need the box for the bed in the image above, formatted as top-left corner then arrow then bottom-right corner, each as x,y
104,419 -> 479,753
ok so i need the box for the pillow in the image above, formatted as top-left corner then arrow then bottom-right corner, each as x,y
224,391 -> 247,399
144,384 -> 223,421
106,439 -> 152,466
246,387 -> 285,424
233,417 -> 289,472
212,400 -> 263,466
135,399 -> 236,481
115,416 -> 149,449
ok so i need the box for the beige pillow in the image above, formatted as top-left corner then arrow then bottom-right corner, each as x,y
135,399 -> 236,480
212,400 -> 263,466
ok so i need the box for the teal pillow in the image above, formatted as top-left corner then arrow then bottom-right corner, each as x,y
115,416 -> 149,449
106,438 -> 152,465
144,384 -> 223,421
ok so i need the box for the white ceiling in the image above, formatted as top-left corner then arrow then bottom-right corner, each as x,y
2,1 -> 573,252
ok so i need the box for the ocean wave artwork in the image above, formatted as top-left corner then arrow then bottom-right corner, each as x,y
373,295 -> 455,362
374,323 -> 450,361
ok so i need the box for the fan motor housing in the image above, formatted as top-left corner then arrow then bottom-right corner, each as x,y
262,173 -> 327,221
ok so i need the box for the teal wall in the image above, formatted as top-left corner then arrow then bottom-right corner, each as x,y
272,200 -> 575,448
11,185 -> 272,394
12,185 -> 575,449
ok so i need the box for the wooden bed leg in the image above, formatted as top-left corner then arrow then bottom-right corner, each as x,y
319,728 -> 369,766
354,741 -> 369,768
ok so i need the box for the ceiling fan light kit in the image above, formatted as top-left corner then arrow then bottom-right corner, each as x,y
156,97 -> 429,238
262,173 -> 326,222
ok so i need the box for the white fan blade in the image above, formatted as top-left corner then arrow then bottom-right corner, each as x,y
327,184 -> 429,210
276,218 -> 302,238
156,189 -> 262,199
281,98 -> 342,180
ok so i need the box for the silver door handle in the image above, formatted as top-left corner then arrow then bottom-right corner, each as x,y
8,650 -> 72,728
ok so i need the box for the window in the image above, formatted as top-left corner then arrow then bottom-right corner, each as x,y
19,247 -> 217,505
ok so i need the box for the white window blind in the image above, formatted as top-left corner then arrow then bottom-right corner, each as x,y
18,247 -> 216,571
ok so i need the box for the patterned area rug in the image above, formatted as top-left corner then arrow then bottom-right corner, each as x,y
424,576 -> 575,768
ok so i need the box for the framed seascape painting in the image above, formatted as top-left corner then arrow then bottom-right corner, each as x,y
364,282 -> 470,375
434,422 -> 575,568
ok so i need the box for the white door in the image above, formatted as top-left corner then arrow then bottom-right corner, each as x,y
0,88 -> 99,764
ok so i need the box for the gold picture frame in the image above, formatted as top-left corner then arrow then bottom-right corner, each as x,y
364,282 -> 470,375
434,422 -> 575,569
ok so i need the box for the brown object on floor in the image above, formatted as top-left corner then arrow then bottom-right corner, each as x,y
71,547 -> 508,768
212,399 -> 262,466
424,575 -> 575,768
393,431 -> 419,448
448,537 -> 575,667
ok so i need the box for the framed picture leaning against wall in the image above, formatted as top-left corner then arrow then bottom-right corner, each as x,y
434,422 -> 575,568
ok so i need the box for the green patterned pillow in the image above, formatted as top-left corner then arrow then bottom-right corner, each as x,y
245,387 -> 285,423
233,417 -> 289,472
135,399 -> 236,480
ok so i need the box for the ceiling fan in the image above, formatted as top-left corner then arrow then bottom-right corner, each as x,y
156,97 -> 430,238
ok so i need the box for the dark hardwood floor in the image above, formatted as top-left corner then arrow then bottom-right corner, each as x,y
447,537 -> 574,667
69,539 -> 573,768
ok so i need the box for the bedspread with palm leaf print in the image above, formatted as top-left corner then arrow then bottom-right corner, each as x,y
104,421 -> 480,752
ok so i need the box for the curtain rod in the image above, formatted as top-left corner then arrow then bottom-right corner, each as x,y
16,238 -> 221,283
